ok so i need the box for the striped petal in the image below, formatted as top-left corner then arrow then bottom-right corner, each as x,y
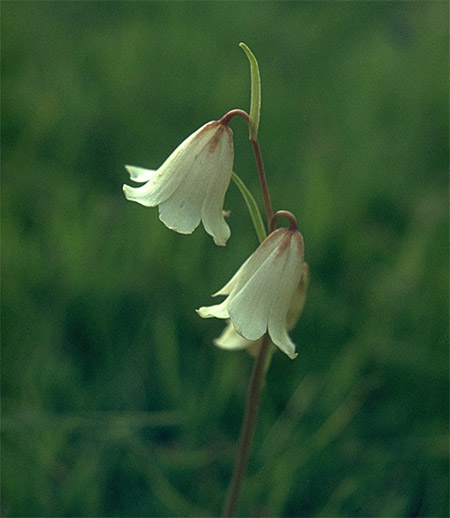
267,233 -> 304,358
228,234 -> 290,341
213,228 -> 287,297
158,161 -> 210,234
200,126 -> 234,246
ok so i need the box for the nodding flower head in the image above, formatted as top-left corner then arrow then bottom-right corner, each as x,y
213,263 -> 309,357
197,227 -> 305,359
123,120 -> 234,246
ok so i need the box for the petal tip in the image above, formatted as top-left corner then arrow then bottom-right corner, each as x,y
122,184 -> 132,198
158,213 -> 197,235
213,236 -> 228,247
196,302 -> 230,320
204,217 -> 231,247
196,307 -> 214,319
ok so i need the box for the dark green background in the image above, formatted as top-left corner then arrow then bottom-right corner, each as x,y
2,2 -> 448,517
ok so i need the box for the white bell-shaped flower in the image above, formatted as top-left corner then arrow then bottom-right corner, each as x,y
197,227 -> 305,359
123,121 -> 234,246
214,263 -> 309,356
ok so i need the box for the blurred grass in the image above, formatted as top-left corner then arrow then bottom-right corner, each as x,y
1,2 -> 448,517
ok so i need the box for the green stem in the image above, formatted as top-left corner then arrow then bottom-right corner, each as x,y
222,334 -> 272,517
231,172 -> 266,243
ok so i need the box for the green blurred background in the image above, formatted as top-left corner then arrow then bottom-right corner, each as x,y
2,2 -> 448,517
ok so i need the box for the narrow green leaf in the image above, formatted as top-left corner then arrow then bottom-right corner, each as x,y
239,42 -> 261,140
231,171 -> 266,243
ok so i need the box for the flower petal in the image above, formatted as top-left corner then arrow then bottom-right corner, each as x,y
122,182 -> 159,207
228,236 -> 290,341
212,256 -> 252,297
158,181 -> 205,234
125,165 -> 157,183
213,228 -> 288,297
213,320 -> 252,350
202,208 -> 231,246
157,141 -> 218,233
286,262 -> 309,330
268,324 -> 298,359
200,127 -> 234,246
123,165 -> 185,207
196,300 -> 229,319
268,232 -> 304,359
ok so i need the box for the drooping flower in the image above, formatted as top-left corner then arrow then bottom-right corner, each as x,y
214,263 -> 309,356
197,227 -> 305,359
123,121 -> 234,246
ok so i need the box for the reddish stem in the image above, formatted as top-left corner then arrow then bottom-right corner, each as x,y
218,109 -> 250,126
218,109 -> 274,230
222,334 -> 272,517
270,210 -> 298,233
250,138 -> 274,228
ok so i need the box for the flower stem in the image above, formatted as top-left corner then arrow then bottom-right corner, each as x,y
218,109 -> 250,127
222,334 -> 272,517
218,109 -> 273,230
270,210 -> 298,233
250,138 -> 273,229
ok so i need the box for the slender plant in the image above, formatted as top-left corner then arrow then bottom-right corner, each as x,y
123,43 -> 309,516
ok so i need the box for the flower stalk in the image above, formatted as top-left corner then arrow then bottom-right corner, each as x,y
251,138 -> 273,227
270,210 -> 298,233
218,109 -> 250,127
222,333 -> 272,517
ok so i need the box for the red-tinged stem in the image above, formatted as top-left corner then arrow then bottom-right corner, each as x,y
222,334 -> 272,517
218,108 -> 276,517
250,138 -> 273,229
218,109 -> 274,232
218,109 -> 250,126
270,210 -> 298,233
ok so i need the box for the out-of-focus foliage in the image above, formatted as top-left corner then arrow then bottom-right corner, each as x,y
1,2 -> 448,517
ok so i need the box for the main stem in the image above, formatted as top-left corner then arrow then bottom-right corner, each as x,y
222,335 -> 272,517
220,109 -> 275,516
251,138 -> 273,226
